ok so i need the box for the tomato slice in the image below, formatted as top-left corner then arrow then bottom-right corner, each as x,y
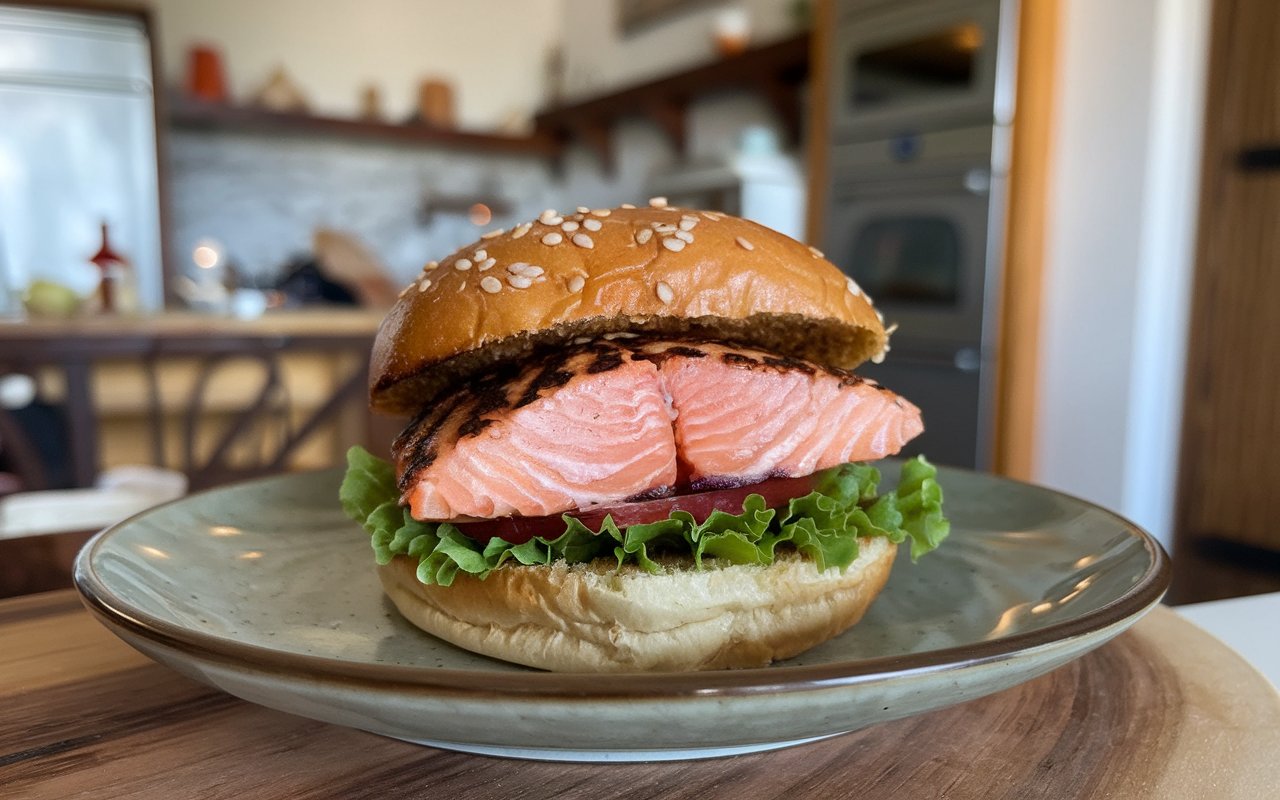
453,473 -> 821,545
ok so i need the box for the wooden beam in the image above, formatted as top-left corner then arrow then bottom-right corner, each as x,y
648,98 -> 688,158
536,34 -> 809,175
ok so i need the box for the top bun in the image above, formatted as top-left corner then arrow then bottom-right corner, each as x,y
371,202 -> 886,415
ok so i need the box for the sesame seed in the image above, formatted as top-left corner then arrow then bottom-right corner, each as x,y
649,196 -> 668,208
473,249 -> 487,261
572,233 -> 594,249
507,262 -> 530,275
735,236 -> 754,251
809,246 -> 824,258
635,228 -> 653,245
542,232 -> 563,246
679,217 -> 698,231
577,206 -> 590,213
454,258 -> 472,271
562,220 -> 580,232
583,218 -> 602,231
620,203 -> 636,209
480,276 -> 502,293
399,284 -> 412,298
655,281 -> 674,304
424,260 -> 439,270
508,274 -> 533,289
481,228 -> 504,239
654,224 -> 677,234
591,208 -> 611,216
459,281 -> 467,291
539,208 -> 558,221
701,212 -> 722,221
512,222 -> 532,239
886,322 -> 900,335
662,237 -> 685,252
546,216 -> 564,226
479,258 -> 497,271
568,275 -> 585,293
523,265 -> 545,276
674,230 -> 694,243
534,275 -> 546,283
846,277 -> 862,297
871,350 -> 887,365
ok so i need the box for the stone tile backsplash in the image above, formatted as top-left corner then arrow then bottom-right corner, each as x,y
165,93 -> 788,288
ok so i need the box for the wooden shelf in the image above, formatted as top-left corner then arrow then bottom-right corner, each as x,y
535,33 -> 810,172
168,35 -> 810,170
168,100 -> 560,158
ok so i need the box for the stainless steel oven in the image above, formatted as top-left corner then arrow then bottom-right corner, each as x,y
832,0 -> 1016,141
827,160 -> 994,347
825,127 -> 1005,468
821,0 -> 1017,470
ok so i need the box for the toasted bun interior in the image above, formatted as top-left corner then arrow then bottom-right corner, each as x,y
371,205 -> 885,415
377,538 -> 897,672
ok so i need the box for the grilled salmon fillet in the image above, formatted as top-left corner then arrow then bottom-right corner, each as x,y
394,339 -> 922,521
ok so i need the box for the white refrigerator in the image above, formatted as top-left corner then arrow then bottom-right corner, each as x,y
0,5 -> 163,313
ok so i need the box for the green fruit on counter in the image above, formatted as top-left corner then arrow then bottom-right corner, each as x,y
23,279 -> 82,317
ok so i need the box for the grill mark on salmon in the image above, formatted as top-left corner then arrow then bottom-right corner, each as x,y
662,345 -> 708,359
393,393 -> 464,474
515,349 -> 576,409
585,346 -> 626,374
721,352 -> 759,367
394,338 -> 922,520
762,354 -> 815,375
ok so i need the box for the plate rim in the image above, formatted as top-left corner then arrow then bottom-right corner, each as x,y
74,466 -> 1171,700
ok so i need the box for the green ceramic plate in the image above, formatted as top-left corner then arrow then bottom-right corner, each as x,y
75,464 -> 1169,762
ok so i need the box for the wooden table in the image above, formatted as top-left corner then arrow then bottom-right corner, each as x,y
2,591 -> 1278,799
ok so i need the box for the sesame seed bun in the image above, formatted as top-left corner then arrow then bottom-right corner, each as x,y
370,204 -> 885,415
376,537 -> 897,672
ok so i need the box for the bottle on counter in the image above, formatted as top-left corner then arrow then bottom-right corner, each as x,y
89,221 -> 139,314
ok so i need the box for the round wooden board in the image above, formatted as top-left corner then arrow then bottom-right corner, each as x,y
4,601 -> 1279,799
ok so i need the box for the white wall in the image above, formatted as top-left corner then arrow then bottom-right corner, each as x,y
149,0 -> 564,128
1035,0 -> 1210,551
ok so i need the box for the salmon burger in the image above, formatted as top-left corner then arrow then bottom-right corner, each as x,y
340,201 -> 949,672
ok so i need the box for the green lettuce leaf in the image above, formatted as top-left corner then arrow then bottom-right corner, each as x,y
339,446 -> 949,586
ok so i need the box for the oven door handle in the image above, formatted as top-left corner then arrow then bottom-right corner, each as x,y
879,347 -> 983,373
833,168 -> 992,200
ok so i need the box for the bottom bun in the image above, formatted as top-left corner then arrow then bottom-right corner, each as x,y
376,537 -> 897,672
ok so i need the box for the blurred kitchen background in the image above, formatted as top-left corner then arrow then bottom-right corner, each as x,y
1,0 -> 1276,605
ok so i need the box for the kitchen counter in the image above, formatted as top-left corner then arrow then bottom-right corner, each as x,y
0,308 -> 386,341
